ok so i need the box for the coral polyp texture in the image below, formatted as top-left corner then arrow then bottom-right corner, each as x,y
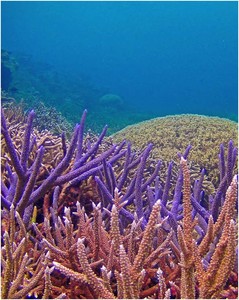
1,107 -> 238,299
2,100 -> 73,136
111,114 -> 238,187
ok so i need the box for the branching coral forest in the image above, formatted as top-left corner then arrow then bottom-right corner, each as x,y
1,107 -> 238,299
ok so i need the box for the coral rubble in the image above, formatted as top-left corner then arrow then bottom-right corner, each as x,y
1,108 -> 238,299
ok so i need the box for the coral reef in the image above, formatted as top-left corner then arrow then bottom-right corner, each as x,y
1,49 -> 18,91
2,99 -> 73,136
1,108 -> 238,299
112,114 -> 238,187
99,93 -> 124,109
2,50 -> 153,134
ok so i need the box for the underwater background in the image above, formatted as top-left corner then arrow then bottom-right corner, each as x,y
1,2 -> 238,298
1,1 -> 238,133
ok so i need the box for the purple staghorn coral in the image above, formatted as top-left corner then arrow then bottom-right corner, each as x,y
1,107 -> 238,299
95,136 -> 237,244
2,107 -> 237,232
1,109 -> 126,224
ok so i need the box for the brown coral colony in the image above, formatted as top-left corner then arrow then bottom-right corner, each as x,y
1,106 -> 238,299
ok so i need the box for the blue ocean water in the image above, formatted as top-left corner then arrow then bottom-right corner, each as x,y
1,1 -> 238,122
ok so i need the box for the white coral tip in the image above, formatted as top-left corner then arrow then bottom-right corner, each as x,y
180,156 -> 187,163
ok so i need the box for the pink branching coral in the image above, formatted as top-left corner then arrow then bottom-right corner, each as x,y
1,108 -> 238,298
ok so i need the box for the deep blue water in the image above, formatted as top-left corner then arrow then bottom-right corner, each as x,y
1,1 -> 238,120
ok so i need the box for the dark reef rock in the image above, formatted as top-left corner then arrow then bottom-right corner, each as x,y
1,49 -> 18,91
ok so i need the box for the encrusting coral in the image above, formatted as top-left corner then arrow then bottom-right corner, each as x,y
1,107 -> 238,299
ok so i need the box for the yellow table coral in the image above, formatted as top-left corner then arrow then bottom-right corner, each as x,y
112,114 -> 238,187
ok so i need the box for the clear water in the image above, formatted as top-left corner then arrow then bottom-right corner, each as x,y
1,1 -> 238,127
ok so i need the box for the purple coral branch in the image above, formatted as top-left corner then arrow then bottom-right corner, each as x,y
183,144 -> 192,159
6,173 -> 17,204
13,109 -> 36,207
121,207 -> 140,226
74,125 -> 108,169
219,144 -> 225,182
171,169 -> 183,215
177,144 -> 192,160
195,219 -> 207,239
22,204 -> 35,225
160,203 -> 178,233
95,176 -> 113,206
193,168 -> 205,202
53,186 -> 60,211
211,175 -> 227,221
55,146 -> 116,186
121,177 -> 137,204
107,162 -> 117,193
232,147 -> 238,175
5,163 -> 14,183
171,146 -> 192,216
146,185 -> 156,212
75,109 -> 87,163
29,136 -> 37,156
154,176 -> 163,201
102,159 -> 113,193
66,166 -> 102,187
108,147 -> 127,165
28,124 -> 80,206
135,143 -> 153,220
17,146 -> 45,216
1,180 -> 9,198
20,110 -> 35,171
125,159 -> 161,206
226,140 -> 234,185
191,196 -> 210,221
96,178 -> 138,228
172,144 -> 192,205
211,140 -> 238,221
112,139 -> 127,156
97,151 -> 161,216
118,143 -> 131,190
1,110 -> 25,178
61,132 -> 67,157
50,186 -> 61,225
1,195 -> 11,210
161,161 -> 173,207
